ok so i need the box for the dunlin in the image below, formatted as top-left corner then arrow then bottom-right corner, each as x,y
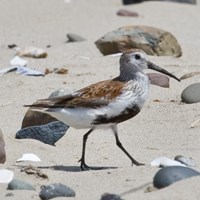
25,49 -> 180,170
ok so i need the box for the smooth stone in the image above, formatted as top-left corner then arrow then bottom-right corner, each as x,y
100,193 -> 123,200
147,73 -> 169,88
16,121 -> 69,146
8,179 -> 36,191
117,9 -> 139,17
39,183 -> 76,200
66,33 -> 86,42
153,166 -> 200,189
181,83 -> 200,104
0,129 -> 6,164
95,26 -> 182,57
174,155 -> 195,167
122,0 -> 196,4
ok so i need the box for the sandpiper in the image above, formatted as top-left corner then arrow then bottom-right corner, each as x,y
25,49 -> 180,170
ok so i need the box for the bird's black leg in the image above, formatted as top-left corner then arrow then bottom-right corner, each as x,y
111,125 -> 144,166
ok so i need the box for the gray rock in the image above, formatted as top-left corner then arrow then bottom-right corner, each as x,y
153,166 -> 200,189
39,183 -> 76,200
0,129 -> 6,164
16,121 -> 69,146
100,193 -> 123,200
147,73 -> 170,88
8,179 -> 36,191
95,26 -> 182,57
122,0 -> 196,5
181,83 -> 200,104
66,33 -> 86,42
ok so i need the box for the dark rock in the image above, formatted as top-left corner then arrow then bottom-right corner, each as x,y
39,183 -> 76,200
8,179 -> 36,191
181,83 -> 200,104
16,121 -> 69,145
95,26 -> 182,57
0,129 -> 6,164
66,33 -> 86,42
100,193 -> 123,200
153,166 -> 200,189
122,0 -> 196,5
147,73 -> 169,88
117,9 -> 139,17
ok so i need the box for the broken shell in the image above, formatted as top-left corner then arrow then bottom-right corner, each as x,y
16,47 -> 47,58
151,157 -> 186,167
174,155 -> 195,167
0,169 -> 14,183
10,56 -> 28,67
17,153 -> 41,162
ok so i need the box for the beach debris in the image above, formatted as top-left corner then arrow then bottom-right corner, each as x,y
39,183 -> 76,199
174,155 -> 195,167
147,73 -> 170,88
190,118 -> 200,128
117,9 -> 139,17
16,121 -> 69,146
8,44 -> 18,49
122,0 -> 196,5
8,179 -> 36,191
17,153 -> 41,162
5,192 -> 14,197
95,26 -> 182,57
66,33 -> 86,42
151,157 -> 186,167
45,67 -> 68,75
0,56 -> 44,77
100,193 -> 123,200
16,46 -> 47,58
21,165 -> 48,179
180,71 -> 200,80
0,129 -> 6,164
0,169 -> 14,183
181,83 -> 200,103
153,166 -> 200,189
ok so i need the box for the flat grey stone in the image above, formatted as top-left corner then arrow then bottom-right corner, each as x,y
95,26 -> 182,57
8,179 -> 36,191
153,166 -> 200,189
181,83 -> 200,104
16,121 -> 69,146
66,33 -> 86,42
39,183 -> 76,200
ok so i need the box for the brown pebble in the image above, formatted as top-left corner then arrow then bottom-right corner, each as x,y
117,9 -> 139,17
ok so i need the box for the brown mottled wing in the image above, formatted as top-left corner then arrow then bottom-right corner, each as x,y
26,80 -> 125,109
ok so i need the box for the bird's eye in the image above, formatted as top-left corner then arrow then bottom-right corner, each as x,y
135,54 -> 141,60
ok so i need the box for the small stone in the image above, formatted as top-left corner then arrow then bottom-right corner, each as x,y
66,33 -> 86,42
5,192 -> 14,197
180,71 -> 200,80
95,26 -> 182,57
117,9 -> 139,17
181,83 -> 200,104
174,155 -> 195,167
8,179 -> 36,191
147,73 -> 170,88
122,0 -> 196,4
153,166 -> 200,189
0,129 -> 6,164
16,121 -> 69,146
39,183 -> 76,200
100,193 -> 123,200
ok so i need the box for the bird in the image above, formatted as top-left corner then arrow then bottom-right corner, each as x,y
25,49 -> 180,170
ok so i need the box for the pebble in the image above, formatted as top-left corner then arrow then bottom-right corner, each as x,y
122,0 -> 196,4
66,33 -> 86,42
8,179 -> 36,191
153,166 -> 200,189
16,121 -> 69,146
174,155 -> 195,167
116,9 -> 139,17
100,193 -> 123,200
147,73 -> 170,88
0,129 -> 6,164
181,83 -> 200,103
95,26 -> 182,57
39,183 -> 76,200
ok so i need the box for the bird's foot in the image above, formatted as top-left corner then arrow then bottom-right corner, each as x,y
131,160 -> 145,166
78,159 -> 103,171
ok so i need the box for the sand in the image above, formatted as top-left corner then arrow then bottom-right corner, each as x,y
0,0 -> 200,199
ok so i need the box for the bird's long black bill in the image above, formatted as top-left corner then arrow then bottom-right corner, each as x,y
148,62 -> 180,82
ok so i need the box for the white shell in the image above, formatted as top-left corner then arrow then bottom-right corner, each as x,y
10,56 -> 28,67
174,155 -> 195,167
0,169 -> 14,183
151,157 -> 186,167
16,66 -> 44,76
17,153 -> 41,162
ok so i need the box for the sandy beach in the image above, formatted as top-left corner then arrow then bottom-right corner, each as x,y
0,0 -> 200,199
